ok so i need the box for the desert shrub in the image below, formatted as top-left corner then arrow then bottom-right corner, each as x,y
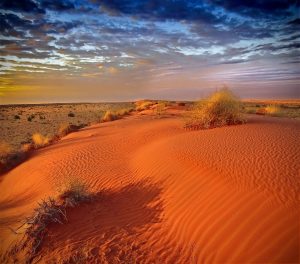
116,108 -> 130,116
160,100 -> 171,107
265,105 -> 281,116
256,107 -> 266,115
185,88 -> 245,129
58,123 -> 78,137
58,178 -> 91,207
68,112 -> 75,117
155,102 -> 167,116
14,115 -> 20,120
135,100 -> 154,111
12,197 -> 67,259
177,102 -> 186,106
0,141 -> 12,167
0,142 -> 32,174
10,179 -> 91,261
244,107 -> 256,114
21,143 -> 34,153
27,114 -> 35,121
102,110 -> 118,122
32,133 -> 50,148
0,141 -> 12,159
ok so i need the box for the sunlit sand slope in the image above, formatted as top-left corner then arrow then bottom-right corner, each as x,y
0,112 -> 299,263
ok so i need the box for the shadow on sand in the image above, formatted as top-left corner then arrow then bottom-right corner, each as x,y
44,180 -> 165,263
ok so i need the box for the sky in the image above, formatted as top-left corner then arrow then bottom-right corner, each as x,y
0,0 -> 299,104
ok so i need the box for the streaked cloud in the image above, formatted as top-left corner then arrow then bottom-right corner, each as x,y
0,0 -> 299,103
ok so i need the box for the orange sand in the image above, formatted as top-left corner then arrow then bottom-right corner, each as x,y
0,109 -> 299,263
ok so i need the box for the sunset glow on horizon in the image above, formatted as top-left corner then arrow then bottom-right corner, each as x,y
0,0 -> 299,104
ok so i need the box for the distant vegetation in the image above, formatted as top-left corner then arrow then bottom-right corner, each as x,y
243,100 -> 300,118
0,102 -> 134,154
0,103 -> 134,175
185,88 -> 246,129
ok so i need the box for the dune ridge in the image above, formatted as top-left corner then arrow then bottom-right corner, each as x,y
0,111 -> 299,263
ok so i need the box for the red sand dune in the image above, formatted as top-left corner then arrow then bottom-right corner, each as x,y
0,110 -> 299,263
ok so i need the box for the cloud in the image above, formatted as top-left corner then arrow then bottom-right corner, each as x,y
0,0 -> 44,13
0,0 -> 299,101
208,0 -> 298,17
97,0 -> 220,23
40,0 -> 75,11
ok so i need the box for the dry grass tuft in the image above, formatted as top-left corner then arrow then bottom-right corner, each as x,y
20,143 -> 34,153
10,179 -> 91,262
0,141 -> 33,174
32,133 -> 50,148
265,105 -> 281,116
155,102 -> 167,117
102,110 -> 118,122
185,88 -> 246,129
57,123 -> 82,138
135,100 -> 155,111
58,178 -> 91,207
116,108 -> 131,116
12,198 -> 67,261
0,141 -> 12,169
0,141 -> 12,160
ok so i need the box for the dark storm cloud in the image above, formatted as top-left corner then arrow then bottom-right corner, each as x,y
207,0 -> 298,17
0,12 -> 79,36
287,18 -> 300,25
0,0 -> 44,13
0,0 -> 76,16
97,0 -> 220,23
40,0 -> 75,11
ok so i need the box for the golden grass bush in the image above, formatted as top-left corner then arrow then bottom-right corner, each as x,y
244,107 -> 256,114
0,141 -> 12,159
155,102 -> 167,116
0,141 -> 33,174
185,88 -> 246,129
21,143 -> 34,153
102,110 -> 119,122
57,123 -> 82,138
0,141 -> 12,169
135,100 -> 155,111
116,108 -> 132,116
32,133 -> 50,148
265,105 -> 282,116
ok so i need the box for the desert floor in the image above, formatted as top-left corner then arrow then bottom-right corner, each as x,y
0,102 -> 133,152
0,106 -> 299,263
